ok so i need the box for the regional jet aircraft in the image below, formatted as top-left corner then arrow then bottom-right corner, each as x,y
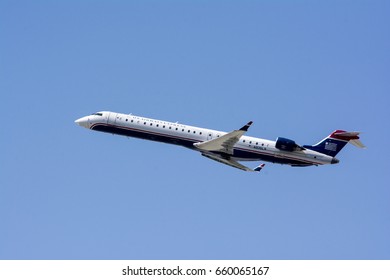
75,111 -> 365,172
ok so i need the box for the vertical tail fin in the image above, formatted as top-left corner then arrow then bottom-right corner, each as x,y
303,130 -> 365,157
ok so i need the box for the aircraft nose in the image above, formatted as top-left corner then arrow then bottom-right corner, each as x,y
331,157 -> 340,164
75,116 -> 90,129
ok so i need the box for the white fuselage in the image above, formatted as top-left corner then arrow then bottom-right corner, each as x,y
75,111 -> 334,166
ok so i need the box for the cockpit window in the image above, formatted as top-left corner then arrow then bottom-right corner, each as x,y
92,113 -> 103,116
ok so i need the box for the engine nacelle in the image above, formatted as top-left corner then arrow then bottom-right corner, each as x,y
275,137 -> 299,152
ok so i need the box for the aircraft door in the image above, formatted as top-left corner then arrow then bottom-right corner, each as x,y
108,112 -> 117,124
103,112 -> 109,123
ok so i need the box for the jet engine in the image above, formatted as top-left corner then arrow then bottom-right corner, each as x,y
275,137 -> 301,152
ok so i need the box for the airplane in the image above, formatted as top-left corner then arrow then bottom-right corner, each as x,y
75,111 -> 365,172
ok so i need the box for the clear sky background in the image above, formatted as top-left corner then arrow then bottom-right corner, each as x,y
1,1 -> 389,260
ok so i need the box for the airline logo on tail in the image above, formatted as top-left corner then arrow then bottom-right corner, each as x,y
325,142 -> 338,152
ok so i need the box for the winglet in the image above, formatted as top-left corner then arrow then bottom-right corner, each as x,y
254,163 -> 265,172
240,121 -> 253,132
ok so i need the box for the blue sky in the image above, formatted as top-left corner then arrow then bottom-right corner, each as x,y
1,1 -> 389,259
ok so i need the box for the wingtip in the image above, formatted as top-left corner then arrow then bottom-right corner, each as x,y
253,163 -> 265,172
240,121 -> 253,131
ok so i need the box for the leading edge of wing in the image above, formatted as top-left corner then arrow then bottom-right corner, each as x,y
193,121 -> 253,155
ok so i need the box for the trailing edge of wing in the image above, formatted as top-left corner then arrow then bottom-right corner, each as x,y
193,121 -> 253,155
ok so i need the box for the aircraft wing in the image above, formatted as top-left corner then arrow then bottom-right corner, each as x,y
193,121 -> 253,155
201,153 -> 263,172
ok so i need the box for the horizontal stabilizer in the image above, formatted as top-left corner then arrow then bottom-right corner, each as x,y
333,131 -> 359,137
332,130 -> 360,139
349,139 -> 366,148
331,130 -> 366,148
